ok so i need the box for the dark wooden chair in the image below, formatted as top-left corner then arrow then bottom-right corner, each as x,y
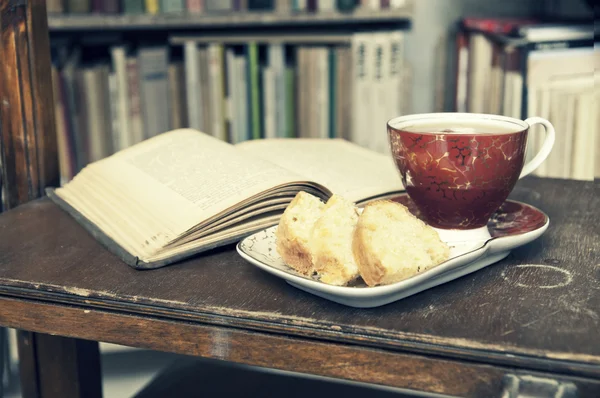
1,1 -> 102,396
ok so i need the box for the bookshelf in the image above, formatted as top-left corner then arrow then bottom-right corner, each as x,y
47,2 -> 417,186
43,0 -> 597,190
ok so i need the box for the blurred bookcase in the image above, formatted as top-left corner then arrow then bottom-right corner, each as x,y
44,0 -> 596,188
46,0 -> 415,185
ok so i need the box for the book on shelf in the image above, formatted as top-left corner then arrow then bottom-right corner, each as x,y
50,30 -> 408,184
453,18 -> 597,180
48,129 -> 405,269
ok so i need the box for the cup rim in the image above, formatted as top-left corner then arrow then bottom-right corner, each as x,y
387,112 -> 529,134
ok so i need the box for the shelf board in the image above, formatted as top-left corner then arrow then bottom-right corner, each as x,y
169,33 -> 355,45
47,9 -> 413,31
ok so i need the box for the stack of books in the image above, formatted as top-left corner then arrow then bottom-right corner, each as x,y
50,30 -> 411,185
453,18 -> 597,180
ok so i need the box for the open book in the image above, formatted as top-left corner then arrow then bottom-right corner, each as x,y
48,129 -> 404,269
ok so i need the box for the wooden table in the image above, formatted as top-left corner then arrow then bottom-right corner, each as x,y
0,177 -> 598,398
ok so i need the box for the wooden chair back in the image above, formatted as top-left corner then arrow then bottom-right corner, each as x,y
0,0 -> 58,211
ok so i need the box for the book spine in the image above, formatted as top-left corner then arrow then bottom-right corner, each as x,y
198,47 -> 212,133
367,0 -> 379,10
187,0 -> 204,12
139,47 -> 170,138
319,47 -> 329,139
110,46 -> 132,150
318,0 -> 334,12
205,0 -> 234,11
296,46 -> 306,137
340,47 -> 353,140
208,43 -> 226,141
328,47 -> 336,139
467,32 -> 493,114
307,48 -> 317,138
285,65 -> 295,137
51,65 -> 71,184
247,42 -> 261,139
47,0 -> 65,14
99,65 -> 114,157
351,33 -> 371,147
107,72 -> 121,155
236,56 -> 249,142
262,66 -> 276,139
334,46 -> 345,139
74,69 -> 89,168
388,30 -> 404,118
161,0 -> 185,12
372,32 -> 388,153
572,93 -> 595,180
390,0 -> 407,8
276,0 -> 292,13
562,93 -> 576,179
144,0 -> 160,14
84,66 -> 109,162
225,48 -> 238,143
60,53 -> 83,172
269,44 -> 286,138
184,41 -> 203,130
91,0 -> 104,13
168,62 -> 186,129
67,0 -> 91,13
248,0 -> 274,10
126,56 -> 145,145
123,0 -> 145,13
337,0 -> 356,11
103,0 -> 121,13
455,29 -> 469,112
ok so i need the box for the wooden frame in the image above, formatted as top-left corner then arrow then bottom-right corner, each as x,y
1,2 -> 101,396
0,0 -> 58,211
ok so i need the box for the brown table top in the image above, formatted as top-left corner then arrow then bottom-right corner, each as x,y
0,177 -> 598,378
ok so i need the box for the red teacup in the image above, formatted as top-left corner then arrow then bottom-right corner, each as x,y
388,113 -> 555,232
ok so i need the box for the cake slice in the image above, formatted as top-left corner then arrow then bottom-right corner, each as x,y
275,191 -> 325,275
353,200 -> 450,286
310,195 -> 360,286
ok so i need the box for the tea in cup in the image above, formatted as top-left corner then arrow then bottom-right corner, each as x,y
387,113 -> 555,240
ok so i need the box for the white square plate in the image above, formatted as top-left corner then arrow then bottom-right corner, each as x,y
236,199 -> 549,308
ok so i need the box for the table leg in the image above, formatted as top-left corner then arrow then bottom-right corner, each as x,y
17,331 -> 102,398
0,327 -> 5,397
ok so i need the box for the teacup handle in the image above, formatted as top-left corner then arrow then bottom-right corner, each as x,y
519,117 -> 555,179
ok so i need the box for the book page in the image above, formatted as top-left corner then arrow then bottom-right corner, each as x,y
235,138 -> 404,203
55,130 -> 316,259
103,129 -> 311,217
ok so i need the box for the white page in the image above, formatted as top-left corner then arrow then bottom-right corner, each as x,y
55,130 -> 312,259
236,138 -> 404,203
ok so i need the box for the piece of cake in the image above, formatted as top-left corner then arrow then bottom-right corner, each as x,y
352,200 -> 450,287
310,195 -> 360,286
275,191 -> 325,275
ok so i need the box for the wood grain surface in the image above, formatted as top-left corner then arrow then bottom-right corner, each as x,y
1,296 -> 599,398
0,0 -> 58,210
1,2 -> 87,397
0,177 -> 598,382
